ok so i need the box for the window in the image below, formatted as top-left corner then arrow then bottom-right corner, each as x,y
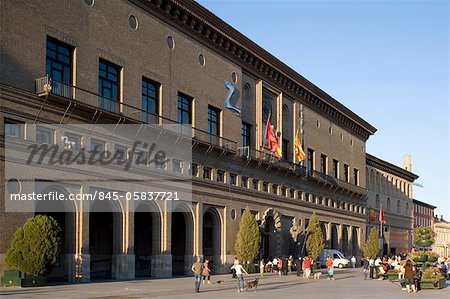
36,127 -> 53,144
397,200 -> 401,213
320,154 -> 328,174
90,139 -> 105,157
46,37 -> 73,97
290,189 -> 296,199
252,179 -> 259,190
98,59 -> 121,112
241,122 -> 251,157
272,184 -> 278,195
177,93 -> 193,124
282,139 -> 289,161
281,187 -> 287,197
207,106 -> 221,145
191,163 -> 198,177
141,78 -> 160,124
387,198 -> 391,212
375,194 -> 380,209
63,134 -> 80,150
241,176 -> 248,188
344,164 -> 350,182
354,168 -> 359,186
229,173 -> 237,185
333,159 -> 339,178
307,148 -> 315,175
114,145 -> 127,162
263,182 -> 269,192
203,167 -> 211,180
172,160 -> 182,173
5,119 -> 24,139
216,170 -> 224,183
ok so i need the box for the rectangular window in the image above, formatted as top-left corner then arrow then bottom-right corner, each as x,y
229,173 -> 237,185
344,164 -> 350,182
98,59 -> 121,113
36,127 -> 54,144
253,179 -> 259,190
354,168 -> 359,186
4,119 -> 24,139
282,139 -> 289,161
90,139 -> 105,157
263,182 -> 269,192
115,145 -> 127,162
177,93 -> 193,124
216,170 -> 225,183
172,160 -> 182,173
281,187 -> 287,197
272,184 -> 278,195
63,133 -> 81,150
241,122 -> 251,157
307,148 -> 315,175
333,159 -> 339,178
321,154 -> 328,174
191,163 -> 198,177
203,167 -> 211,180
46,37 -> 73,98
141,78 -> 160,124
207,106 -> 221,145
241,176 -> 248,188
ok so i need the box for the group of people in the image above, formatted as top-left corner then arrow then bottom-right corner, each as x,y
191,257 -> 212,293
259,256 -> 295,276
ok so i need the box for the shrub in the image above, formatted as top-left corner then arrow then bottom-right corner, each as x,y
363,227 -> 379,259
305,213 -> 324,261
414,226 -> 434,248
5,215 -> 62,276
234,208 -> 261,263
421,268 -> 444,280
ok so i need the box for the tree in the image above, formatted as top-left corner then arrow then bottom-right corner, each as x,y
414,226 -> 435,248
363,227 -> 379,259
306,213 -> 324,261
234,207 -> 261,263
6,215 -> 62,276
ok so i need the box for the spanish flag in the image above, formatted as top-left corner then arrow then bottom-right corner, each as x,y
264,116 -> 282,159
294,130 -> 306,161
369,209 -> 376,222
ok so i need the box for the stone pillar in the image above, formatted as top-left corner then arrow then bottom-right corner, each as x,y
337,224 -> 343,252
80,205 -> 90,282
348,226 -> 354,257
116,210 -> 135,280
326,222 -> 332,249
154,200 -> 172,277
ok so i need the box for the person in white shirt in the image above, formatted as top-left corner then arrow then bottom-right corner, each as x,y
231,260 -> 248,293
369,258 -> 375,279
272,257 -> 278,273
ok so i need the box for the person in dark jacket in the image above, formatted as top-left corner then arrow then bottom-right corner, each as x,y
296,257 -> 303,276
282,257 -> 289,275
362,257 -> 369,280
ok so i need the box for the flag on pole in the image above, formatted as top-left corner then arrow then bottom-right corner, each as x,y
379,207 -> 386,224
264,115 -> 282,159
294,129 -> 306,161
369,209 -> 376,221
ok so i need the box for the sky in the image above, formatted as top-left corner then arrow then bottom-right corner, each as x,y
197,0 -> 450,219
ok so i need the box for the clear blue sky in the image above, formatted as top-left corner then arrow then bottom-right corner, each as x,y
197,0 -> 449,219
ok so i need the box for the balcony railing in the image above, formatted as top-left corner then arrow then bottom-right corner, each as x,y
311,170 -> 367,196
35,76 -> 237,151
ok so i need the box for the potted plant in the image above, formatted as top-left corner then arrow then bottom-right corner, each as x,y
1,215 -> 61,287
386,269 -> 401,281
410,252 -> 427,263
426,252 -> 439,263
420,268 -> 446,289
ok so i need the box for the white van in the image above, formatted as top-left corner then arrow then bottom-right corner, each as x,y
319,249 -> 350,268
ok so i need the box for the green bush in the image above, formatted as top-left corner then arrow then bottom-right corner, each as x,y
363,227 -> 379,259
305,213 -> 324,261
234,208 -> 261,264
5,215 -> 62,277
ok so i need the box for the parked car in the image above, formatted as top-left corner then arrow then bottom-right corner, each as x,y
318,249 -> 350,268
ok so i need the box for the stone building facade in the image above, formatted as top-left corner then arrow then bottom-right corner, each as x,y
413,199 -> 436,229
433,216 -> 450,257
0,0 -> 376,281
366,154 -> 418,255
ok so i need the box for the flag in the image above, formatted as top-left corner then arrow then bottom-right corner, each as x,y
379,207 -> 386,224
294,130 -> 306,161
264,116 -> 282,159
369,209 -> 376,222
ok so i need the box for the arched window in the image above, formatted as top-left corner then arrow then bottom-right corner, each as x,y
387,197 -> 391,212
397,200 -> 401,213
375,194 -> 380,209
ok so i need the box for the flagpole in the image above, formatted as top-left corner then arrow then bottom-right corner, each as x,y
380,204 -> 383,258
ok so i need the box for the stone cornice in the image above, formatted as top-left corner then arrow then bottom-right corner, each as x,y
366,153 -> 419,182
128,0 -> 377,140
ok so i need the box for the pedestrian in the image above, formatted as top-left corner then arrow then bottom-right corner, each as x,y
232,257 -> 238,278
288,255 -> 293,273
267,260 -> 273,273
259,259 -> 265,277
351,256 -> 356,268
362,257 -> 369,280
272,256 -> 278,274
296,257 -> 302,276
191,256 -> 204,293
326,256 -> 334,280
369,257 -> 374,279
278,257 -> 283,276
302,256 -> 311,278
401,260 -> 417,293
202,258 -> 211,284
282,257 -> 288,276
231,260 -> 248,293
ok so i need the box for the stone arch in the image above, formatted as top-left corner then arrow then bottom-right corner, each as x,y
331,224 -> 339,250
342,225 -> 350,256
134,201 -> 162,277
203,207 -> 223,273
34,184 -> 77,282
319,222 -> 327,248
352,227 -> 359,256
171,202 -> 195,276
260,208 -> 281,259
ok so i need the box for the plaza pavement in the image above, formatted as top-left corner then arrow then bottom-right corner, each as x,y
0,268 -> 449,299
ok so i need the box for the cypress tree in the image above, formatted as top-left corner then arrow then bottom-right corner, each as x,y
363,227 -> 379,259
234,207 -> 261,263
306,213 -> 324,261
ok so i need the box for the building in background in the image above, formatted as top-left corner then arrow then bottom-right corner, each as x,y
366,154 -> 418,255
413,199 -> 436,229
433,215 -> 450,257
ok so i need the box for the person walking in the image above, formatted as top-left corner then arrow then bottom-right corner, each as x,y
202,258 -> 211,285
369,257 -> 374,279
259,259 -> 265,277
326,256 -> 334,280
302,256 -> 311,278
402,260 -> 417,293
282,257 -> 288,276
232,257 -> 238,278
272,256 -> 278,274
191,256 -> 204,293
296,257 -> 303,276
288,255 -> 294,273
362,257 -> 369,280
231,260 -> 248,293
351,256 -> 357,268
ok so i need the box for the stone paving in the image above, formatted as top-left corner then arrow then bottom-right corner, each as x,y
0,268 -> 449,299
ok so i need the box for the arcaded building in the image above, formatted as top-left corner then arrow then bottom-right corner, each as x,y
0,0 -> 376,281
366,154 -> 418,255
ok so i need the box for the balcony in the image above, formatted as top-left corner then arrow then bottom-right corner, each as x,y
310,170 -> 367,199
35,76 -> 237,152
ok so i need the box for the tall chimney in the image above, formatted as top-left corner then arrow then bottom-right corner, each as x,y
403,154 -> 412,172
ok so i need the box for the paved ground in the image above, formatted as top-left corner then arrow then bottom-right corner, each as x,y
1,268 -> 449,299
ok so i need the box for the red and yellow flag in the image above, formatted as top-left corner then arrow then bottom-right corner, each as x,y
369,209 -> 376,221
294,131 -> 306,161
264,117 -> 282,159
